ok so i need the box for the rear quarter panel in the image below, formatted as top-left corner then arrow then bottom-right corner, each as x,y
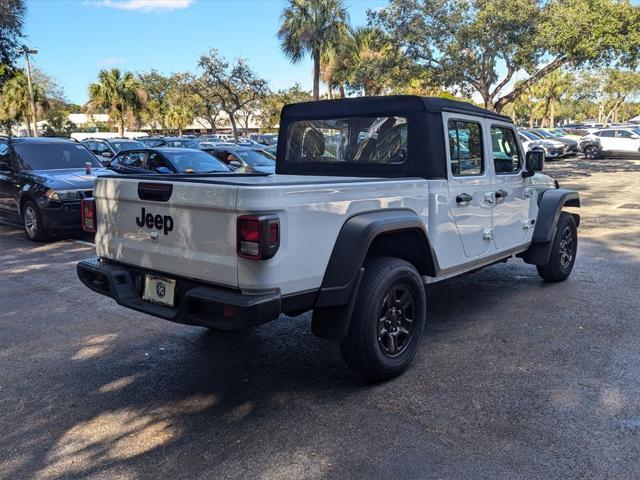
235,178 -> 430,295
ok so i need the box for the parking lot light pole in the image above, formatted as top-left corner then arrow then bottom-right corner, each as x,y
19,46 -> 39,137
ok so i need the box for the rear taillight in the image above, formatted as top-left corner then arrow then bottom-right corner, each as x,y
237,215 -> 280,260
81,198 -> 96,232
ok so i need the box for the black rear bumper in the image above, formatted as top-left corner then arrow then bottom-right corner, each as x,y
77,257 -> 281,329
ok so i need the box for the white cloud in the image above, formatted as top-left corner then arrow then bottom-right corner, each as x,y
98,57 -> 125,66
84,0 -> 193,12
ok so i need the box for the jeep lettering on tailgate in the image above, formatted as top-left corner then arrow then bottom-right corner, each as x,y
135,207 -> 174,235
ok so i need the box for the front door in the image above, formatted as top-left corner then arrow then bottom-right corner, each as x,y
614,129 -> 640,153
444,113 -> 493,258
489,124 -> 530,250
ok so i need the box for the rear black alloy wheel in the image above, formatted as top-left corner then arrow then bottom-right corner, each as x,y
377,285 -> 415,357
537,212 -> 577,282
583,145 -> 599,160
340,257 -> 426,382
22,200 -> 50,242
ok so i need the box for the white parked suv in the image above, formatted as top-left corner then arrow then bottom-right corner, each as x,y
580,127 -> 640,159
78,96 -> 580,381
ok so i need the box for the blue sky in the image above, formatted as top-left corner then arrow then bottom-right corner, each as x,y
21,0 -> 387,105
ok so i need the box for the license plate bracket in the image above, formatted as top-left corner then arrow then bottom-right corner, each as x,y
142,275 -> 176,307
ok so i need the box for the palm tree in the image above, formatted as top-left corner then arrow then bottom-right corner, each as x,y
0,71 -> 47,136
278,0 -> 349,100
88,69 -> 146,136
531,71 -> 572,127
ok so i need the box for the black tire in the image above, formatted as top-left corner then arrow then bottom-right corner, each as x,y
583,145 -> 600,160
339,257 -> 426,382
22,200 -> 50,242
536,212 -> 577,282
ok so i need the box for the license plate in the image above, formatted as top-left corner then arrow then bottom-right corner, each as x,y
143,275 -> 176,307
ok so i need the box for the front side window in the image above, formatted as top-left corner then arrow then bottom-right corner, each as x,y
163,150 -> 230,173
491,127 -> 522,174
285,116 -> 407,165
598,130 -> 615,138
119,152 -> 146,168
236,149 -> 276,167
616,130 -> 633,139
448,120 -> 483,176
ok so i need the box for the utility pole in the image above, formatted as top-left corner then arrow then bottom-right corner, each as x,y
20,46 -> 39,137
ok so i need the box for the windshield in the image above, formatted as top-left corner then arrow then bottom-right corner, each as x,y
165,139 -> 199,149
285,116 -> 407,164
520,131 -> 539,141
236,149 -> 276,167
534,130 -> 554,139
13,142 -> 102,170
110,140 -> 146,152
163,149 -> 231,173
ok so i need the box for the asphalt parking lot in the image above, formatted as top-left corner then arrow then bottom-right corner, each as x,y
0,157 -> 639,480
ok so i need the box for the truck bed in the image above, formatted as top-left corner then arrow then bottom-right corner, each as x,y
93,174 -> 430,295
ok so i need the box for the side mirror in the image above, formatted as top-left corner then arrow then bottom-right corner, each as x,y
101,159 -> 112,167
100,151 -> 114,158
154,166 -> 172,174
229,160 -> 242,168
523,150 -> 545,177
631,134 -> 639,140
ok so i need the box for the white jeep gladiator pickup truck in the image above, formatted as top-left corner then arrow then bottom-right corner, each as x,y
78,96 -> 580,381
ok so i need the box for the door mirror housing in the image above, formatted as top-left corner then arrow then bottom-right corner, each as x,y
630,134 -> 639,140
523,150 -> 545,177
229,160 -> 242,168
154,166 -> 172,174
100,151 -> 114,158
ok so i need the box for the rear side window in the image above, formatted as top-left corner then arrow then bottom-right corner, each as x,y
448,120 -> 483,176
285,116 -> 407,165
491,127 -> 522,174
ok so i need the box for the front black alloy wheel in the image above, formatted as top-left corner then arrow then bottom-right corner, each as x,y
537,212 -> 577,282
340,257 -> 426,382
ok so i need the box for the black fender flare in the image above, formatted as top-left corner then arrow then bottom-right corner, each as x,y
312,209 -> 437,341
521,188 -> 580,265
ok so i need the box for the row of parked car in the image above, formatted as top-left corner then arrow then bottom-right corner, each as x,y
80,136 -> 277,176
1,121 -> 638,242
0,134 -> 278,241
518,125 -> 640,160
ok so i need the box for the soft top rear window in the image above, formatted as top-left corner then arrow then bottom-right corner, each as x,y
285,116 -> 407,165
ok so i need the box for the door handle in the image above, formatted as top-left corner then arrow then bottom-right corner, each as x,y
456,193 -> 473,203
495,189 -> 509,199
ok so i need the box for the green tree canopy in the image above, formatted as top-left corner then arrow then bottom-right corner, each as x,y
371,0 -> 640,111
0,0 -> 25,84
197,49 -> 269,140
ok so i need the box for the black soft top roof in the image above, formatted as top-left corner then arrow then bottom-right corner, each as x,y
281,95 -> 511,122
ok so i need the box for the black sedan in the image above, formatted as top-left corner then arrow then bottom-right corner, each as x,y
0,137 -> 109,241
107,147 -> 232,175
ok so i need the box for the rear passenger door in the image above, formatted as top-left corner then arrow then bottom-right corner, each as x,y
444,113 -> 493,258
489,123 -> 530,250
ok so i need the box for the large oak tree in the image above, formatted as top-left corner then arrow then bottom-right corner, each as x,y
371,0 -> 640,111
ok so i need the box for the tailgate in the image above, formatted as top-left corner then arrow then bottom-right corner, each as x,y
93,177 -> 238,287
